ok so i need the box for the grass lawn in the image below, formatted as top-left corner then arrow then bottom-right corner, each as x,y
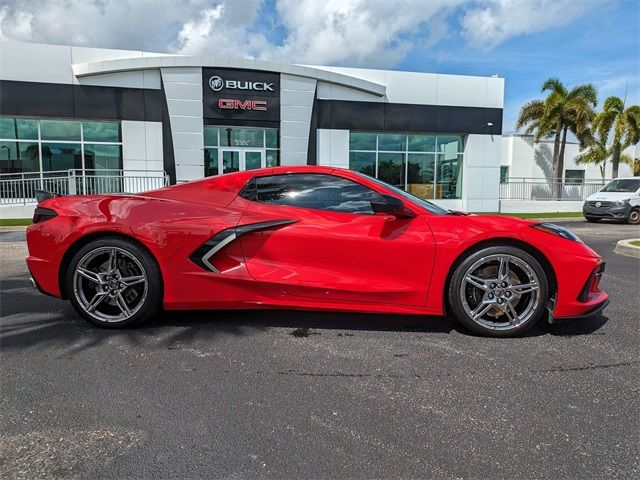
0,218 -> 32,227
630,240 -> 640,247
484,212 -> 583,219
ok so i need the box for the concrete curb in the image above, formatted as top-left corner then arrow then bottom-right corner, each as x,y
614,239 -> 640,258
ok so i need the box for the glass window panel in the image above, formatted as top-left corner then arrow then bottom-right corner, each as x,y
41,143 -> 82,171
204,148 -> 218,176
408,134 -> 436,152
41,120 -> 81,141
377,152 -> 405,188
349,151 -> 376,177
204,127 -> 219,146
377,133 -> 406,151
349,132 -> 376,151
565,169 -> 585,184
437,135 -> 464,154
256,173 -> 381,214
83,121 -> 120,142
245,151 -> 262,170
84,144 -> 122,171
265,129 -> 279,148
0,141 -> 39,173
0,118 -> 16,139
266,149 -> 280,167
222,150 -> 240,173
219,127 -> 264,147
407,153 -> 435,199
436,153 -> 463,199
500,166 -> 509,183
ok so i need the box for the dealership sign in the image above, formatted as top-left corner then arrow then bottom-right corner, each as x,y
209,75 -> 274,93
202,68 -> 280,122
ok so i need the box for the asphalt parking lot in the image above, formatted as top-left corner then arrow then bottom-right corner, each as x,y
1,220 -> 639,479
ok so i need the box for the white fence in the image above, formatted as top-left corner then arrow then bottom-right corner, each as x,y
0,169 -> 169,205
500,178 -> 607,201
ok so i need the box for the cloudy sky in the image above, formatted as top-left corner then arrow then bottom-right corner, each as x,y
0,0 -> 637,131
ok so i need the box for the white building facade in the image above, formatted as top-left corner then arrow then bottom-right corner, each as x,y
0,40 -> 504,216
501,134 -> 634,183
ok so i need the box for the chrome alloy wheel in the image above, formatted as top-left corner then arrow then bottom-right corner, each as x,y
459,254 -> 541,331
73,246 -> 148,323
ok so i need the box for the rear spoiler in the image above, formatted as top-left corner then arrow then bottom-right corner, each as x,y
35,189 -> 62,203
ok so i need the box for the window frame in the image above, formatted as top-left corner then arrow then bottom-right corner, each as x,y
239,172 -> 386,216
348,131 -> 465,200
203,125 -> 280,177
0,117 -> 123,176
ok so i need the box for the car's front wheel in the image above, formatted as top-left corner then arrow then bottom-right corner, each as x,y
66,237 -> 162,327
448,246 -> 549,337
628,208 -> 640,225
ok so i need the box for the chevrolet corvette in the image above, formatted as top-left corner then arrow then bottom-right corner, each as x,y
26,166 -> 609,337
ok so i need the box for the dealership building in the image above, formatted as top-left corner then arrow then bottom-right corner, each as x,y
1,40 -> 507,215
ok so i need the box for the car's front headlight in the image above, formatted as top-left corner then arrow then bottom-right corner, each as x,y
614,199 -> 630,206
530,223 -> 583,243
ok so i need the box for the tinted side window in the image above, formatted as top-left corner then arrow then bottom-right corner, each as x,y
254,173 -> 381,214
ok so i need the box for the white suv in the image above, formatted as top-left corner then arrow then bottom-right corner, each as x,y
583,177 -> 640,224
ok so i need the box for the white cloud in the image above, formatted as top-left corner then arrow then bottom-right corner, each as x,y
461,0 -> 603,50
0,0 -> 464,68
173,0 -> 464,68
0,0 -> 215,52
0,0 -> 612,68
269,0 -> 464,67
172,1 -> 271,58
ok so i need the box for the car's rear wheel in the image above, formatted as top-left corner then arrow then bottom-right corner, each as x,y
448,246 -> 549,337
585,216 -> 601,223
628,208 -> 640,225
66,237 -> 162,327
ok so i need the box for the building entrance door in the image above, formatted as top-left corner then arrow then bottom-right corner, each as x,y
219,149 -> 265,174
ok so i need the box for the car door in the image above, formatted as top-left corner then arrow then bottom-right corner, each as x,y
237,172 -> 436,307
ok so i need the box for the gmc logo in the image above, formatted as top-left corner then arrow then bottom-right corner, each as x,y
218,99 -> 267,111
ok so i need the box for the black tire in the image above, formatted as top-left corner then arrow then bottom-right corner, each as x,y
448,245 -> 549,337
585,216 -> 601,223
628,208 -> 640,225
66,236 -> 162,328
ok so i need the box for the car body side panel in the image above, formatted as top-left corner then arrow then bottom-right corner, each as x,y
238,199 -> 436,307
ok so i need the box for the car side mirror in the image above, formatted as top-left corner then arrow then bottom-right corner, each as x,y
370,194 -> 416,219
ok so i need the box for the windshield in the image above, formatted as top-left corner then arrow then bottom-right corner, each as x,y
600,179 -> 640,193
355,173 -> 450,215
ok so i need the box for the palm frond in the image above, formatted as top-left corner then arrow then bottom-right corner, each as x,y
569,83 -> 598,107
602,96 -> 624,114
541,77 -> 567,96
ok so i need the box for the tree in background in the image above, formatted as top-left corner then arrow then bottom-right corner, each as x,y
575,133 -> 633,183
516,78 -> 597,196
592,96 -> 640,178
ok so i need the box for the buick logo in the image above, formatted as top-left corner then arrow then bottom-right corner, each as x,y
209,76 -> 224,92
595,202 -> 602,208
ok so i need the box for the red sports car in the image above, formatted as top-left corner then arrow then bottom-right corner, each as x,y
26,166 -> 608,337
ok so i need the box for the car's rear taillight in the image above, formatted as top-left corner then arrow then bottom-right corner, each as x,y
32,207 -> 58,224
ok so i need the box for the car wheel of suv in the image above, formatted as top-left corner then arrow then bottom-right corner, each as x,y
628,208 -> 640,225
448,246 -> 549,337
585,216 -> 601,223
66,237 -> 162,328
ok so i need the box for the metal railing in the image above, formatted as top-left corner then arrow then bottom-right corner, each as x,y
499,178 -> 608,201
0,169 -> 170,205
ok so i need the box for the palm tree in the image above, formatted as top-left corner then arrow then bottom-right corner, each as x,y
516,78 -> 598,195
575,133 -> 633,182
592,96 -> 640,178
